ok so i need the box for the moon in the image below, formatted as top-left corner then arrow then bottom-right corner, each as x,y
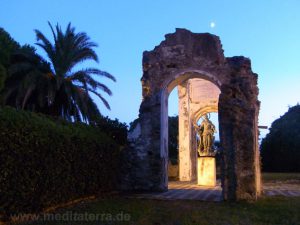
210,22 -> 216,28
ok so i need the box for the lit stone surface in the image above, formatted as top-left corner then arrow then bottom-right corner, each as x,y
178,81 -> 193,181
178,78 -> 220,182
190,79 -> 220,104
197,157 -> 216,186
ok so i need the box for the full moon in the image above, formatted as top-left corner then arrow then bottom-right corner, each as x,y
210,22 -> 216,28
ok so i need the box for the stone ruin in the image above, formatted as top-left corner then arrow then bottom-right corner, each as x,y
123,28 -> 261,201
177,78 -> 220,181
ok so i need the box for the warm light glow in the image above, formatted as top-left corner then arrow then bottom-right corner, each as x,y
197,157 -> 216,186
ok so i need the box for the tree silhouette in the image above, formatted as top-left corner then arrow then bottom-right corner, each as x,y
261,104 -> 300,172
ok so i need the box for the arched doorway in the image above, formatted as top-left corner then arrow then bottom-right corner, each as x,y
175,78 -> 220,182
124,29 -> 261,201
161,72 -> 221,186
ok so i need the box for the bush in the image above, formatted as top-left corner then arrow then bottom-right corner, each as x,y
94,116 -> 128,146
261,104 -> 300,172
0,107 -> 121,218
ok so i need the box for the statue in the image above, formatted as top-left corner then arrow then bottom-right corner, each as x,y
194,114 -> 216,156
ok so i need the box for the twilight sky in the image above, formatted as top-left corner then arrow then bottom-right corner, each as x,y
1,0 -> 300,138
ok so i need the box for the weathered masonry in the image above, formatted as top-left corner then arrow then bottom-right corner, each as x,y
177,78 -> 220,182
123,28 -> 261,201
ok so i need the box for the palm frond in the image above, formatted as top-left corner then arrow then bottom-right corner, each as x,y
69,70 -> 113,95
34,29 -> 55,64
11,22 -> 118,122
83,87 -> 111,110
48,21 -> 57,43
69,68 -> 116,82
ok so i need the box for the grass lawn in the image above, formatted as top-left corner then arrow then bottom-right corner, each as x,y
15,173 -> 300,225
19,196 -> 300,225
262,172 -> 300,183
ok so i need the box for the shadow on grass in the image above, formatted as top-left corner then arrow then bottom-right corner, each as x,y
17,195 -> 300,225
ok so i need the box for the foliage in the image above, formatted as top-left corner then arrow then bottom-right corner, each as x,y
2,46 -> 52,111
0,28 -> 21,93
261,104 -> 300,172
168,116 -> 178,163
0,64 -> 6,92
94,116 -> 128,146
0,28 -> 50,106
0,106 -> 121,218
0,28 -> 20,68
2,23 -> 115,122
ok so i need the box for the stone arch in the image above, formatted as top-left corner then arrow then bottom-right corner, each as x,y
124,28 -> 261,201
163,69 -> 222,94
160,71 -> 222,181
174,77 -> 220,182
193,106 -> 218,123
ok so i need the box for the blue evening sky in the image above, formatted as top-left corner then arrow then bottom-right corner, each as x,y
1,0 -> 300,138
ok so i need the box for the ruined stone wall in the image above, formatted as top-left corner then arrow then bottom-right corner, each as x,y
123,29 -> 261,201
219,57 -> 261,200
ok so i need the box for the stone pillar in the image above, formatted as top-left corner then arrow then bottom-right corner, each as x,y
219,57 -> 261,201
190,126 -> 198,181
178,82 -> 193,181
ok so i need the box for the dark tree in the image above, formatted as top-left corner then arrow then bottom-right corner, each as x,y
168,116 -> 178,163
261,104 -> 300,172
0,28 -> 21,92
94,116 -> 128,146
0,28 -> 20,68
2,46 -> 52,111
2,23 -> 115,122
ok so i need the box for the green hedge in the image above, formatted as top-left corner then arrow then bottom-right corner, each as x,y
0,107 -> 121,218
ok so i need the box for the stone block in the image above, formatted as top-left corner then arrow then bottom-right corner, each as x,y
197,157 -> 216,186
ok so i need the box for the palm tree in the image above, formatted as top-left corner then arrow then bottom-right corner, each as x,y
3,22 -> 116,122
2,46 -> 53,112
36,22 -> 116,122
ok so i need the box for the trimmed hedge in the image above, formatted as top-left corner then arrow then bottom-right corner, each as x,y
0,107 -> 121,218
